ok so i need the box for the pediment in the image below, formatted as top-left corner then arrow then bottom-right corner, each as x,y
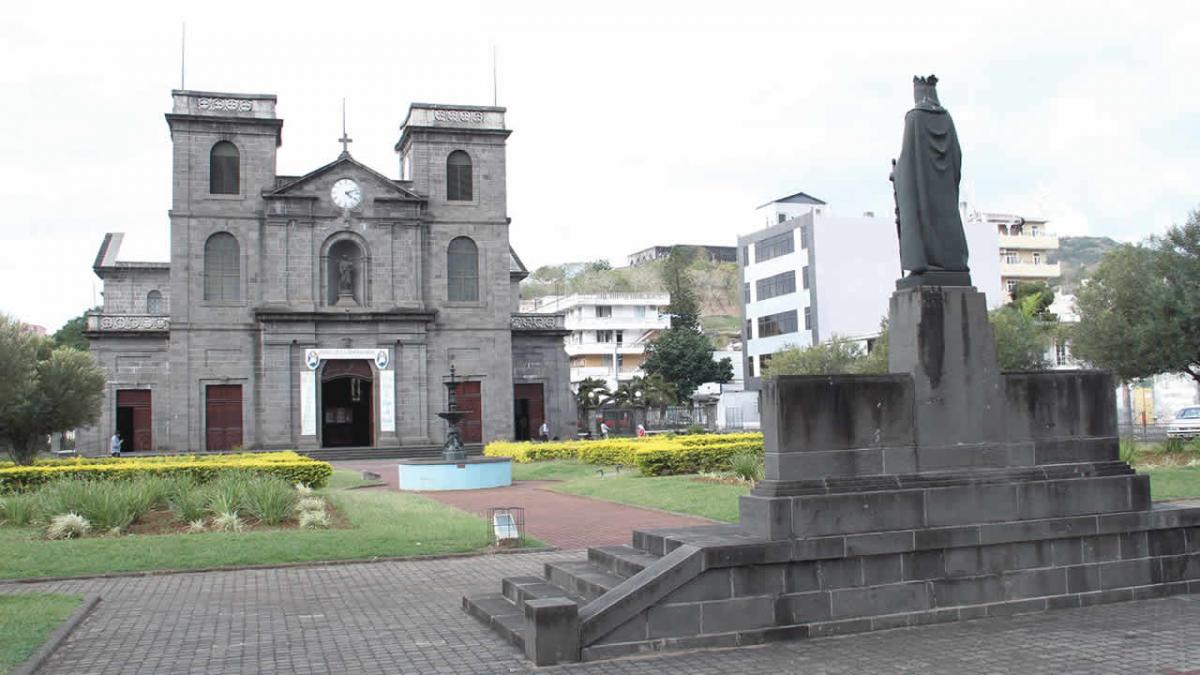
264,154 -> 424,203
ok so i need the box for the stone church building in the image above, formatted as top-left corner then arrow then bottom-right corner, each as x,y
78,90 -> 574,453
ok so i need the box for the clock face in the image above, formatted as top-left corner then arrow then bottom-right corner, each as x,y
331,178 -> 362,209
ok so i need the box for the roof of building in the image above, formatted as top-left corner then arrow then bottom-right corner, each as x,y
92,233 -> 170,275
509,246 -> 529,281
757,191 -> 827,209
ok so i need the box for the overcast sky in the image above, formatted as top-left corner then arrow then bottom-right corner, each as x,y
2,1 -> 1197,332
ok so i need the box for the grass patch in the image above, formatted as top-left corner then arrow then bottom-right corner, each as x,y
1144,466 -> 1200,501
545,470 -> 749,522
0,593 -> 83,674
325,469 -> 386,490
0,476 -> 521,580
511,459 -> 620,481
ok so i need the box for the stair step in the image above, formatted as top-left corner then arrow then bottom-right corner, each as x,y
502,576 -> 585,608
463,593 -> 525,649
588,545 -> 661,578
544,561 -> 626,602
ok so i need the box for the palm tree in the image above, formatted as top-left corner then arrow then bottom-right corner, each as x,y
638,375 -> 677,425
609,379 -> 644,408
574,377 -> 611,413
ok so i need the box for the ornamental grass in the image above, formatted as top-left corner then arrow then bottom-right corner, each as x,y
484,432 -> 764,476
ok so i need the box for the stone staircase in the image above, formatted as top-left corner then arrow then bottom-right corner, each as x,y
463,544 -> 661,654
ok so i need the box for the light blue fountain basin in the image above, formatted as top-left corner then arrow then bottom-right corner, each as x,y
397,456 -> 513,491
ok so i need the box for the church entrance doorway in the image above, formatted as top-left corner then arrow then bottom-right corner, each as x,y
205,385 -> 243,451
513,383 -> 544,441
321,360 -> 374,448
451,381 -> 482,443
116,389 -> 152,451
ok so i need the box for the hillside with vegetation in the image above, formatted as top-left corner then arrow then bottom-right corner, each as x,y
521,253 -> 741,343
1051,236 -> 1121,292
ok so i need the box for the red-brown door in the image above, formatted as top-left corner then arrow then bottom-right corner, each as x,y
453,381 -> 482,443
116,389 -> 152,451
206,385 -> 243,451
514,383 -> 545,440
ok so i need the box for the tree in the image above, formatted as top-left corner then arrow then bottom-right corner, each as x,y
1009,281 -> 1056,320
574,377 -> 611,413
52,307 -> 98,351
1073,214 -> 1200,384
989,305 -> 1052,371
0,314 -> 106,464
762,336 -> 869,377
660,246 -> 700,330
586,259 -> 612,273
642,328 -> 733,404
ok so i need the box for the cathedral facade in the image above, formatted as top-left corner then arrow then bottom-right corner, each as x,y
78,90 -> 574,453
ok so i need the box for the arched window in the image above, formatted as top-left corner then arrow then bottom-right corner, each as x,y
146,290 -> 163,314
447,237 -> 479,302
446,150 -> 472,201
204,232 -> 240,301
210,141 -> 240,194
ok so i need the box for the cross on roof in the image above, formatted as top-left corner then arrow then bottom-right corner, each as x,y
339,98 -> 353,156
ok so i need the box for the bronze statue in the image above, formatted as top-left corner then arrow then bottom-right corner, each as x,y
890,75 -> 971,287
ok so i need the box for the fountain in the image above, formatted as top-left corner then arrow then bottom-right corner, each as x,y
397,366 -> 513,491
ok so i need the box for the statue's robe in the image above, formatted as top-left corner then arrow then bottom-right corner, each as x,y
893,106 -> 969,275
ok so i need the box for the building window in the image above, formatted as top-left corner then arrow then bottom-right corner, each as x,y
741,245 -> 749,265
743,282 -> 751,304
804,306 -> 812,330
1033,252 -> 1042,265
759,353 -> 773,375
1031,225 -> 1039,237
446,150 -> 473,201
203,232 -> 240,301
757,310 -> 798,338
777,213 -> 787,224
802,265 -> 810,290
756,271 -> 796,301
1055,341 -> 1069,366
746,319 -> 753,339
615,331 -> 624,345
633,305 -> 646,318
596,330 -> 613,343
146,290 -> 163,314
209,141 -> 239,195
1006,279 -> 1018,295
616,353 -> 625,370
1005,250 -> 1019,264
754,231 -> 795,262
595,305 -> 612,318
800,224 -> 810,249
447,236 -> 479,301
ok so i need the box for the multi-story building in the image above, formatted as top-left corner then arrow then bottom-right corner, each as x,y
522,293 -> 669,389
626,245 -> 737,267
966,210 -> 1061,295
738,192 -> 1003,387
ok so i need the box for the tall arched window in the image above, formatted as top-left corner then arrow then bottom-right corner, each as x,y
204,232 -> 240,301
446,150 -> 472,201
447,237 -> 479,302
146,290 -> 163,314
210,141 -> 240,194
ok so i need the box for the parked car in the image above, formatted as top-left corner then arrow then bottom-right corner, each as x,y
1166,406 -> 1200,439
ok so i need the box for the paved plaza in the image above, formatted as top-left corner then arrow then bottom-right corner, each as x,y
3,550 -> 1199,674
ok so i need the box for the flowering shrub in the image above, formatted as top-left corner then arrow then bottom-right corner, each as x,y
0,451 -> 332,492
484,433 -> 764,476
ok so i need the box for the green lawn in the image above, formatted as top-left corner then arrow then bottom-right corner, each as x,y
0,593 -> 82,674
516,460 -> 750,522
1144,466 -> 1200,501
0,470 -> 509,580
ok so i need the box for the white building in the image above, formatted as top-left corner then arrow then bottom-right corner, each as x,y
522,293 -> 670,389
738,192 -> 1003,385
965,209 -> 1061,295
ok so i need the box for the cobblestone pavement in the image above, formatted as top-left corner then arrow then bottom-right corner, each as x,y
4,551 -> 1200,674
334,460 -> 714,549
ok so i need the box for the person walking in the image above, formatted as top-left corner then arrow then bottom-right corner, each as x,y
109,431 -> 122,457
599,421 -> 610,440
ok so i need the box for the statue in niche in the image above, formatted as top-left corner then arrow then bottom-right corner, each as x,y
337,255 -> 354,293
890,75 -> 971,286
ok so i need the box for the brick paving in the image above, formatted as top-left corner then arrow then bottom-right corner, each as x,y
3,552 -> 1200,674
334,460 -> 715,549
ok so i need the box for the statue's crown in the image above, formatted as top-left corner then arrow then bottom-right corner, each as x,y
912,74 -> 943,110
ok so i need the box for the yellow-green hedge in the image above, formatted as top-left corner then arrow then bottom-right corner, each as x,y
484,433 -> 764,476
0,451 -> 333,492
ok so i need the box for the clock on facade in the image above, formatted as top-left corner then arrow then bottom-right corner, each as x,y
331,178 -> 362,209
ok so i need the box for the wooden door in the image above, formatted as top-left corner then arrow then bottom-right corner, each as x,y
453,381 -> 482,443
116,389 -> 152,451
514,383 -> 545,439
206,384 -> 243,451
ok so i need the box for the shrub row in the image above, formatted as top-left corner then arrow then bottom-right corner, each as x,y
0,452 -> 332,492
484,433 -> 764,476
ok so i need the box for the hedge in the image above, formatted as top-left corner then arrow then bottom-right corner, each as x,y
484,433 -> 764,476
0,451 -> 333,492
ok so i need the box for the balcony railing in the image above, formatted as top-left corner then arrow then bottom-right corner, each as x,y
1001,262 -> 1061,278
510,313 -> 566,331
998,233 -> 1059,251
85,313 -> 170,333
